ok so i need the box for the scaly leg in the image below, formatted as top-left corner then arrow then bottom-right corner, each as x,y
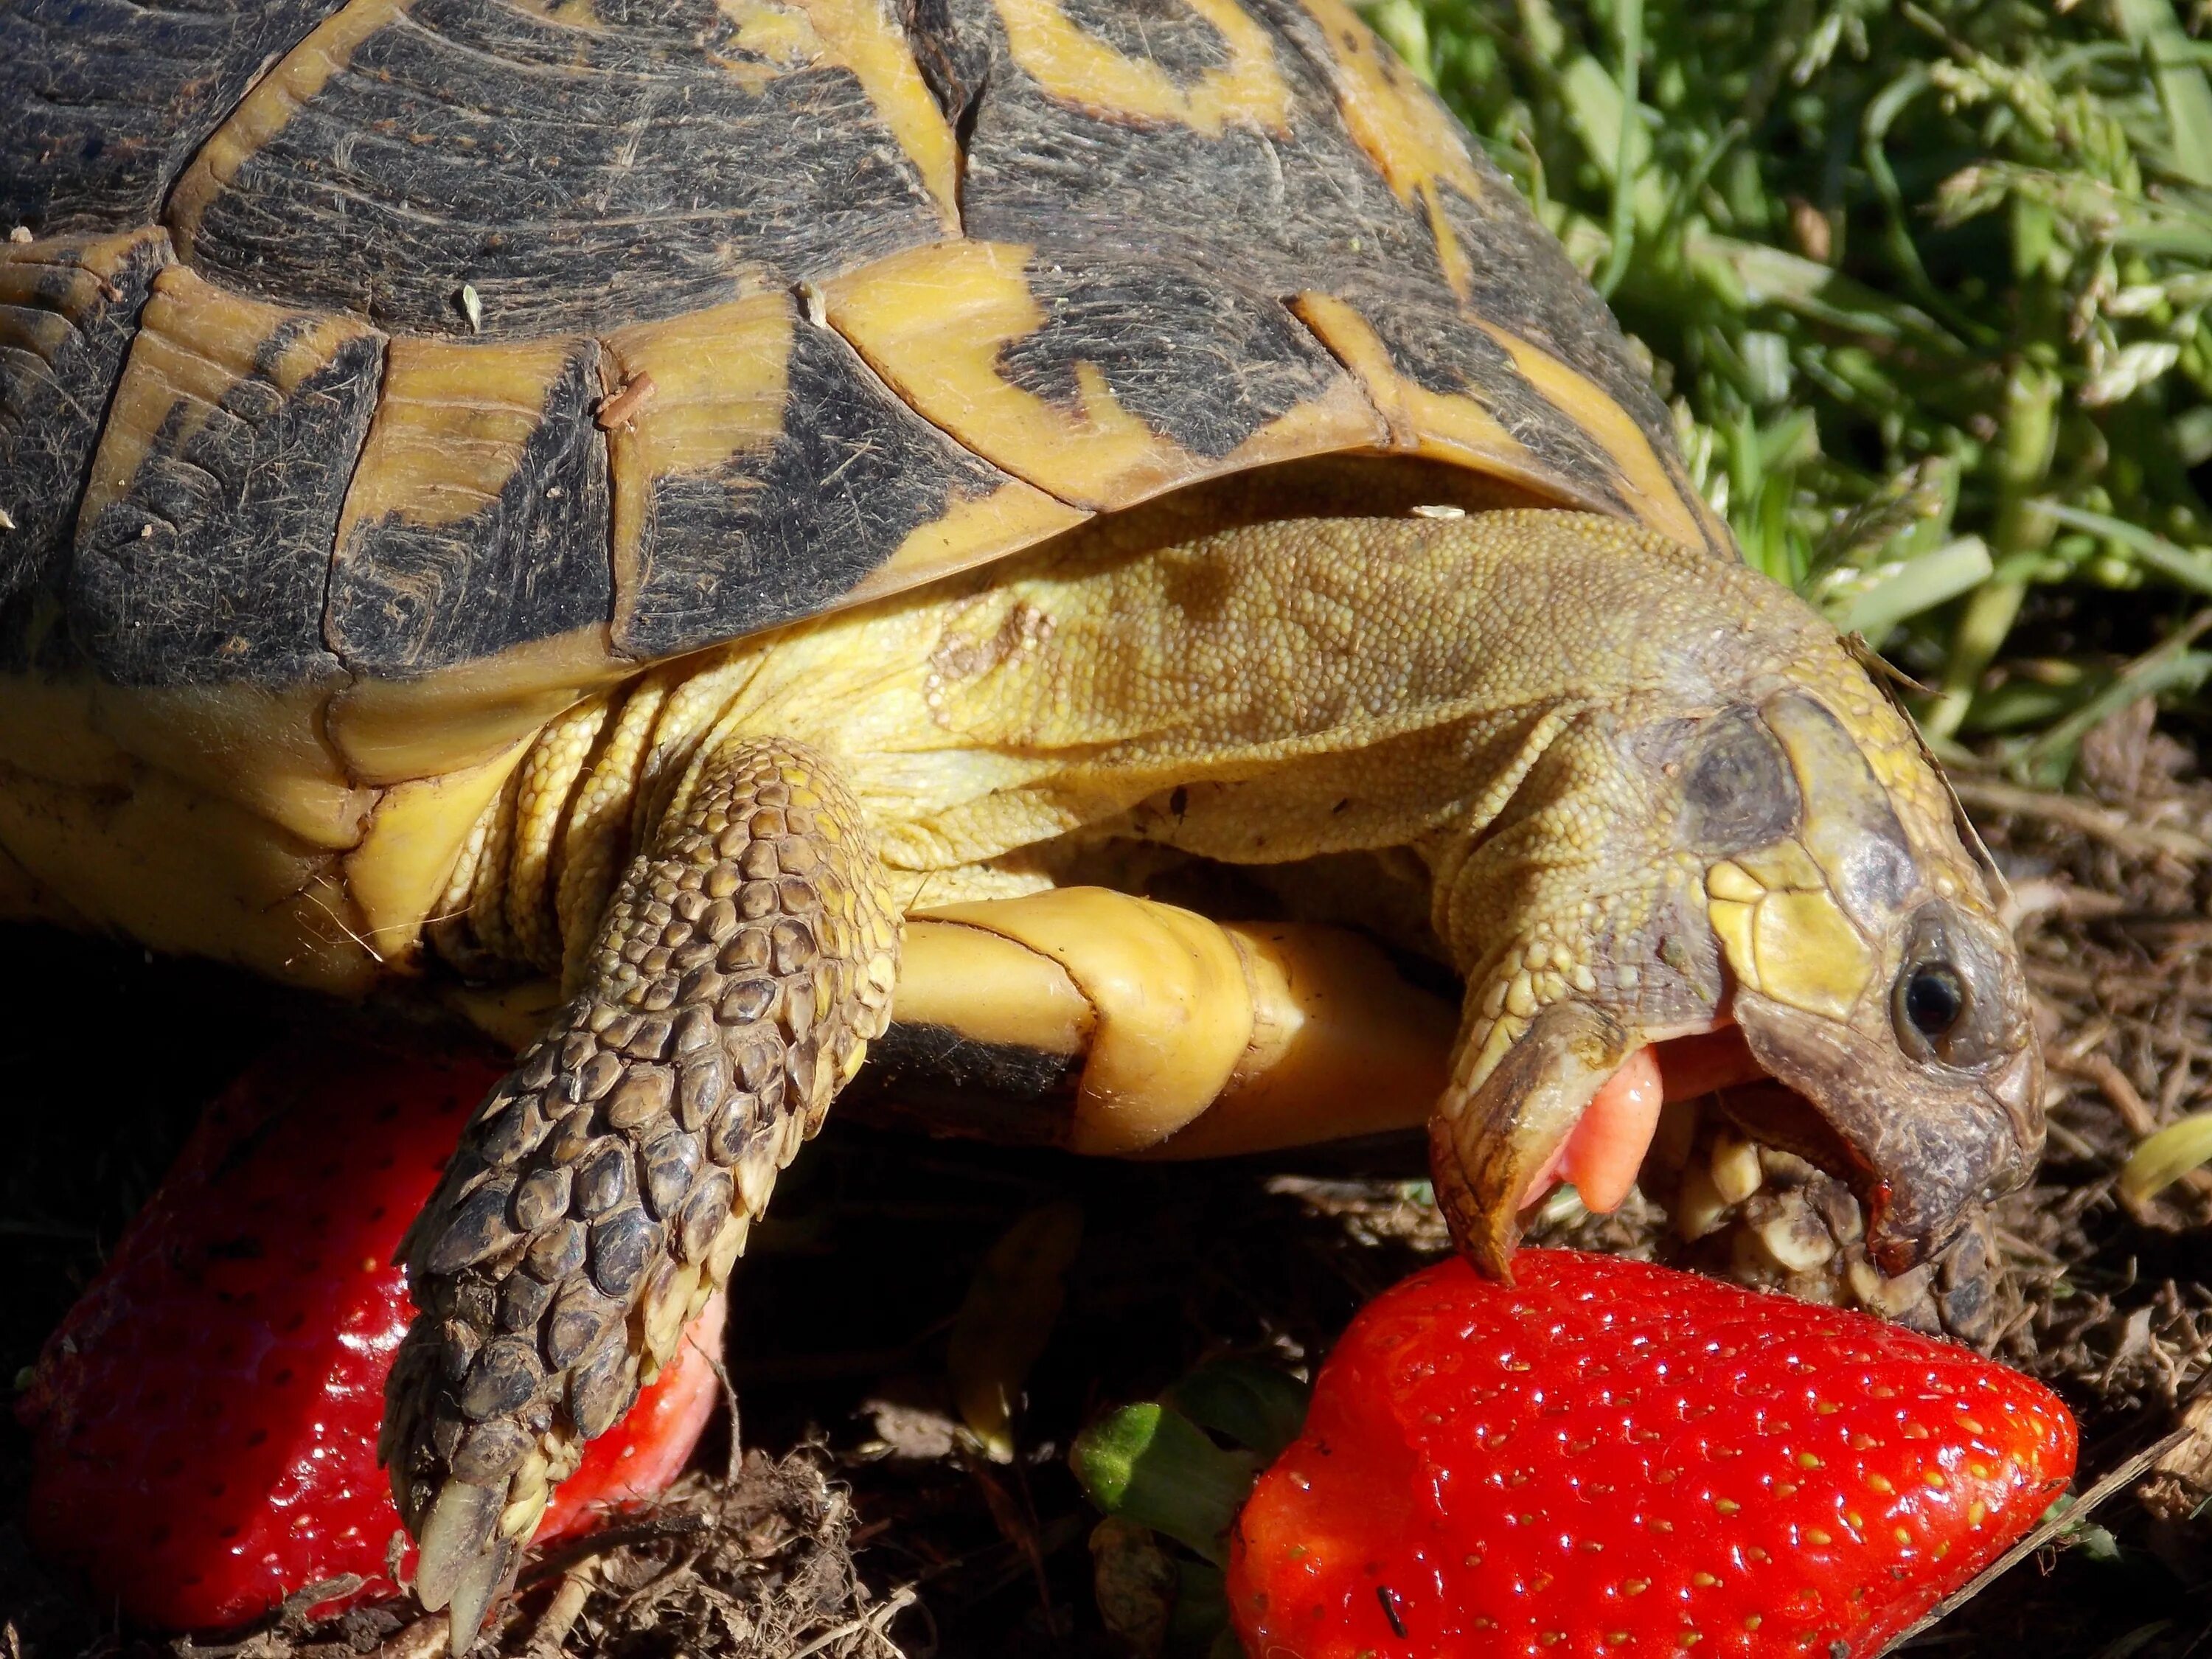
381,736 -> 900,1645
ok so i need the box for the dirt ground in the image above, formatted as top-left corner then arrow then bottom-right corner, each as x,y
4,707 -> 2211,1658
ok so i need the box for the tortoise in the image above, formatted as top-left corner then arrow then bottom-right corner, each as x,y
0,0 -> 2044,1640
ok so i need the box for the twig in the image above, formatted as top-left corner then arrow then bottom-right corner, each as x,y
1951,777 -> 2212,863
594,372 -> 658,431
696,1328 -> 743,1483
280,1576 -> 364,1632
1885,1423 -> 2194,1652
516,1512 -> 711,1587
782,1585 -> 918,1659
176,1580 -> 368,1658
2003,877 -> 2131,928
2141,1386 -> 2212,1520
526,1562 -> 596,1658
375,1618 -> 453,1659
608,1547 -> 706,1622
2050,1051 -> 2212,1198
2053,1051 -> 2159,1135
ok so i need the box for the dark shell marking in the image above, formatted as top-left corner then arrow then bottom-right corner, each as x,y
0,0 -> 333,235
329,335 -> 615,675
4,0 -> 1725,691
0,228 -> 170,606
67,268 -> 383,687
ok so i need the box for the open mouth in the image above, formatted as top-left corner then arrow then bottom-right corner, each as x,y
1501,1017 -> 2013,1343
1514,1018 -> 1870,1243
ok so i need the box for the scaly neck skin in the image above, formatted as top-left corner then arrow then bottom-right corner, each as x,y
431,509 -> 1867,991
427,501 -> 2034,1315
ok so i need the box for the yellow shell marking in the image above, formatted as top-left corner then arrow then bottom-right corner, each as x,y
167,0 -> 415,254
1293,292 -> 1576,509
991,0 -> 1294,138
91,682 -> 372,852
327,626 -> 627,787
1293,0 -> 1486,296
0,710 -> 369,990
605,291 -> 791,494
788,0 -> 962,227
338,335 -> 588,537
712,0 -> 818,78
841,479 -> 1091,611
1472,319 -> 1718,554
703,0 -> 961,223
0,229 -> 165,362
79,267 -> 381,540
819,240 -> 1183,507
608,267 -> 1088,619
822,241 -> 1382,512
603,291 -> 790,642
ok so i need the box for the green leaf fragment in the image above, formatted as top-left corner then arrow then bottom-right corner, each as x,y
1071,1403 -> 1258,1567
1834,535 -> 1994,645
2041,502 -> 2212,599
1165,1360 -> 1312,1462
1410,0 -> 2212,722
2112,0 -> 2212,188
2119,1109 -> 2212,1203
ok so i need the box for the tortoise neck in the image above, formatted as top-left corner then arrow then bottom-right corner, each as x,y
427,508 -> 1820,991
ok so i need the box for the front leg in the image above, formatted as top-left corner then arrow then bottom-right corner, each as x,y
383,736 -> 900,1645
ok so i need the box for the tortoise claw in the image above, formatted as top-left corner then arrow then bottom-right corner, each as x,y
414,1480 -> 504,1634
444,1531 -> 516,1653
1430,999 -> 1632,1278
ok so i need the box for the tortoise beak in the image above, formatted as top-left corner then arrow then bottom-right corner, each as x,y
1428,998 -> 1637,1280
1726,989 -> 2044,1273
1429,987 -> 2043,1281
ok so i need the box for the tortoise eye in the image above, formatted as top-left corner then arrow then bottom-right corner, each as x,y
1900,964 -> 1966,1041
1893,904 -> 2012,1071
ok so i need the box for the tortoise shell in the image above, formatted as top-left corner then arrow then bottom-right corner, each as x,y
0,0 -> 1730,989
2,0 -> 1725,688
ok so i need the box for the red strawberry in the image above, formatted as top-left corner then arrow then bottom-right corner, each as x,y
1228,1250 -> 2076,1659
19,1037 -> 725,1630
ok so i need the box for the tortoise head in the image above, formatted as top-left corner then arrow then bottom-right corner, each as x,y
1430,633 -> 2042,1280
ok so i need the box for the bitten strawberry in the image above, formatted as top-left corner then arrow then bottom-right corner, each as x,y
1228,1250 -> 2076,1659
19,1038 -> 724,1631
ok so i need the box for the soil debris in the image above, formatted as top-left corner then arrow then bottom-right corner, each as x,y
1,1450 -> 896,1659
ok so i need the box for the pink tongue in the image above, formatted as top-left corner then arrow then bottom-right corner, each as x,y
1519,1046 -> 1666,1213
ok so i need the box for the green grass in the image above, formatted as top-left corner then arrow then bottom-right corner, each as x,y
1392,0 -> 2212,781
